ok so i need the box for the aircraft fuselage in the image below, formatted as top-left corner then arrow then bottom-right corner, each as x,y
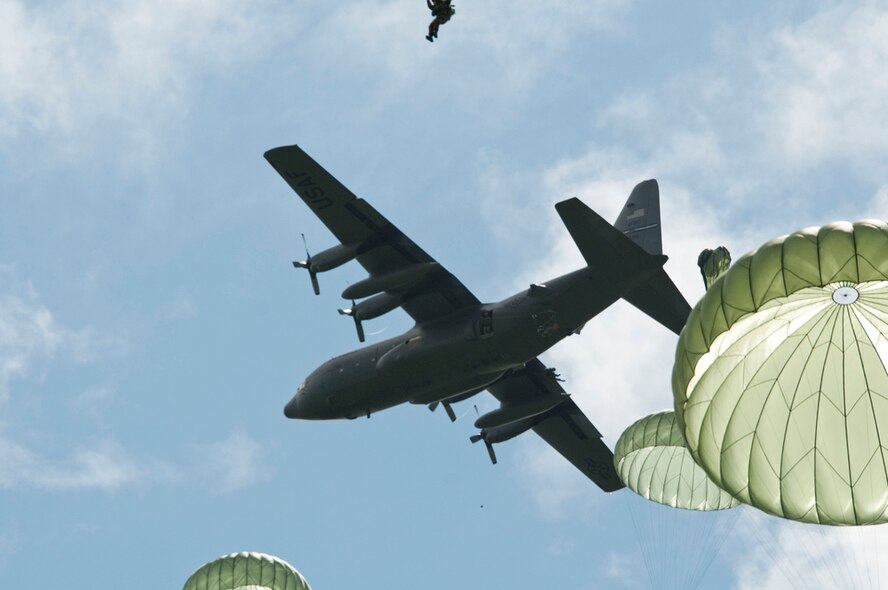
285,261 -> 660,420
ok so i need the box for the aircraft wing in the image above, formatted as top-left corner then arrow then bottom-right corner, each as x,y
264,145 -> 480,323
486,359 -> 625,492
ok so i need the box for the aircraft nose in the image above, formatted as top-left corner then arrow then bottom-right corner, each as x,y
284,394 -> 302,419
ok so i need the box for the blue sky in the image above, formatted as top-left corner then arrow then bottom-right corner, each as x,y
2,1 -> 888,588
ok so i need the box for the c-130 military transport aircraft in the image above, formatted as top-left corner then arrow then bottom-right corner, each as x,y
265,145 -> 691,492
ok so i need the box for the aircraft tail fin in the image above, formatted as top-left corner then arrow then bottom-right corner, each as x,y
614,179 -> 662,255
556,180 -> 691,335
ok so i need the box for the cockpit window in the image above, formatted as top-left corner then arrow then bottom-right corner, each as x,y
298,380 -> 306,391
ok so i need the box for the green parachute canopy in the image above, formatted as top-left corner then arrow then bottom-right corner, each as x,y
614,410 -> 739,511
673,220 -> 888,525
183,552 -> 311,590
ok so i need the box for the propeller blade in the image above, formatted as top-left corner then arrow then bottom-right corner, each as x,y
485,439 -> 497,464
354,316 -> 365,342
428,401 -> 440,412
308,269 -> 320,295
443,402 -> 456,422
301,233 -> 311,260
293,234 -> 320,295
338,301 -> 364,342
470,433 -> 497,464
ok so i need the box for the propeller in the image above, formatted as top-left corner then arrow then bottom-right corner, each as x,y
337,301 -> 365,342
293,233 -> 320,295
470,431 -> 497,465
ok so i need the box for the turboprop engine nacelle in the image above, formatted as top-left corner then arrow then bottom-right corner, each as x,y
473,394 -> 570,430
342,262 -> 439,300
310,243 -> 361,271
294,242 -> 361,295
471,415 -> 542,465
343,291 -> 402,320
338,292 -> 402,342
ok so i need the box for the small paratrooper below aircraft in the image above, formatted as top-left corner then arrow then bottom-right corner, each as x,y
265,145 -> 691,492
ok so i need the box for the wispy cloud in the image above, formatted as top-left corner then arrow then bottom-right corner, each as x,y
0,427 -> 270,495
602,552 -> 645,589
732,508 -> 888,590
0,268 -> 107,403
191,428 -> 269,494
67,385 -> 117,426
594,3 -> 888,189
0,435 -> 156,491
0,0 -> 274,161
756,3 -> 888,168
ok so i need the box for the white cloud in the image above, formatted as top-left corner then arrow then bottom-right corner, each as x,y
757,3 -> 888,168
67,385 -> 117,425
192,428 -> 268,494
602,552 -> 645,589
732,509 -> 888,590
0,291 -> 62,401
864,184 -> 888,220
0,436 -> 152,491
0,271 -> 105,402
0,0 -> 273,160
0,270 -> 169,493
546,535 -> 575,557
595,3 -> 888,184
515,439 -> 598,521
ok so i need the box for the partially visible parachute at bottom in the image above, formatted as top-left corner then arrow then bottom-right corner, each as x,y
183,552 -> 311,590
614,410 -> 740,589
614,410 -> 738,511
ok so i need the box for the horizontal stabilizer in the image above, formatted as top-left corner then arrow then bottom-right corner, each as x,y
622,270 -> 691,335
554,198 -> 660,282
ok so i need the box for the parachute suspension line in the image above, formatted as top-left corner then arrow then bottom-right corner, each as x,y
739,509 -> 807,590
631,446 -> 666,588
623,492 -> 656,590
741,496 -> 888,590
677,453 -> 700,585
624,490 -> 737,590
